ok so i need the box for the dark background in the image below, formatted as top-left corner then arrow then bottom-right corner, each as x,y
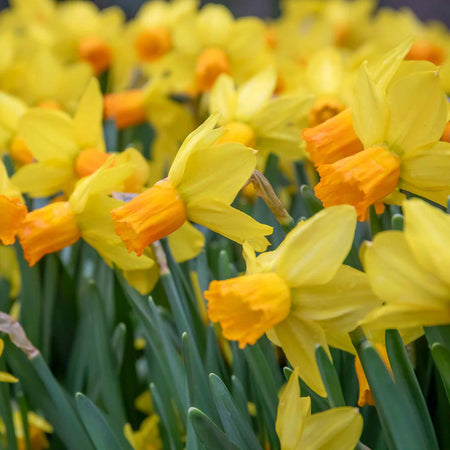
1,0 -> 449,25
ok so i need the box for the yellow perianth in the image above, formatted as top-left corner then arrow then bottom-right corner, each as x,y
216,121 -> 256,148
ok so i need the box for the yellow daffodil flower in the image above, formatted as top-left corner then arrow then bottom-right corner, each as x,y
276,370 -> 363,450
205,206 -> 379,395
0,159 -> 27,245
111,115 -> 272,258
12,78 -> 148,198
209,68 -> 313,160
124,415 -> 162,450
305,41 -> 448,220
18,158 -> 157,293
362,198 -> 450,329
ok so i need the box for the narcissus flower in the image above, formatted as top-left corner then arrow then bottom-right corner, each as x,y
276,370 -> 363,450
18,159 -> 157,293
362,198 -> 450,330
0,160 -> 27,245
209,68 -> 312,159
111,115 -> 272,257
206,206 -> 379,395
307,44 -> 448,219
12,78 -> 148,198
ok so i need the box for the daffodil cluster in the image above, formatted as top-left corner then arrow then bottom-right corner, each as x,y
0,1 -> 450,449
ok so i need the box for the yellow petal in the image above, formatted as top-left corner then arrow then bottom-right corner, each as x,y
187,200 -> 272,252
306,47 -> 343,96
122,260 -> 160,295
401,141 -> 450,190
210,73 -> 237,124
273,310 -> 328,397
74,77 -> 105,151
168,114 -> 224,186
11,161 -> 74,197
197,4 -> 233,47
276,371 -> 306,450
324,330 -> 355,354
276,206 -> 356,287
0,372 -> 18,383
364,231 -> 449,310
362,304 -> 450,330
386,68 -> 447,155
292,265 -> 380,333
403,198 -> 450,286
236,67 -> 276,121
0,92 -> 27,132
19,109 -> 78,161
352,62 -> 389,148
300,407 -> 363,450
0,338 -> 3,357
398,181 -> 450,208
178,142 -> 256,205
168,221 -> 205,262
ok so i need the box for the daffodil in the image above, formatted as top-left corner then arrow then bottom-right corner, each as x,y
12,78 -> 148,198
124,415 -> 162,450
205,206 -> 379,395
276,370 -> 363,450
0,159 -> 27,245
18,158 -> 157,294
111,115 -> 272,258
209,68 -> 312,160
165,4 -> 268,94
362,198 -> 450,330
306,43 -> 448,220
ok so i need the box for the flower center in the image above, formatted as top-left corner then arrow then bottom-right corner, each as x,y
103,90 -> 147,129
441,121 -> 450,143
308,97 -> 346,127
406,40 -> 445,66
75,148 -> 110,178
135,26 -> 172,62
19,202 -> 81,266
216,121 -> 256,148
205,272 -> 291,348
302,108 -> 364,167
315,146 -> 401,221
111,178 -> 187,256
9,135 -> 33,166
78,36 -> 112,75
195,47 -> 230,92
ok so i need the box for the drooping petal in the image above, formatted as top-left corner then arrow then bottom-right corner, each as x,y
402,198 -> 450,286
352,62 -> 389,148
19,109 -> 78,162
209,73 -> 237,124
168,221 -> 205,262
177,142 -> 256,205
187,200 -> 272,252
11,161 -> 74,198
386,68 -> 447,155
364,231 -> 450,313
292,265 -> 380,332
276,206 -> 356,287
236,67 -> 276,121
276,371 -> 307,450
300,407 -> 363,450
74,77 -> 105,151
273,310 -> 328,397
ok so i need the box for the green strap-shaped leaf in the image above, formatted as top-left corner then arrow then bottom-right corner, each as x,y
431,343 -> 450,403
386,330 -> 439,450
189,408 -> 240,450
75,393 -> 128,450
209,373 -> 262,450
315,345 -> 346,407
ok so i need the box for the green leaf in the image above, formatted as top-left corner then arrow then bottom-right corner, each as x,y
300,185 -> 323,215
0,360 -> 17,450
41,254 -> 58,362
430,343 -> 450,403
351,334 -> 428,450
386,330 -> 439,450
209,373 -> 261,450
75,393 -> 127,450
369,205 -> 382,237
188,408 -> 240,450
315,345 -> 346,407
